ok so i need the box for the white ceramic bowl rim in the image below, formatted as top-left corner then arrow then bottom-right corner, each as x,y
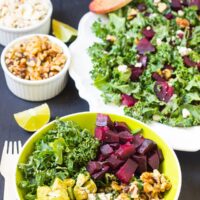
1,34 -> 71,86
15,111 -> 182,200
0,0 -> 53,33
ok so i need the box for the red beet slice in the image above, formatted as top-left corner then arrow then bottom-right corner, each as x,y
87,161 -> 102,175
116,142 -> 136,159
131,67 -> 144,81
100,144 -> 114,156
137,3 -> 146,11
137,139 -> 156,155
183,56 -> 197,67
95,126 -> 109,141
157,148 -> 164,162
136,38 -> 155,54
142,27 -> 155,40
139,55 -> 148,67
154,81 -> 174,102
118,131 -> 134,143
132,155 -> 147,174
105,154 -> 124,169
103,130 -> 119,143
132,134 -> 145,148
116,159 -> 138,183
148,151 -> 160,170
152,72 -> 165,82
92,165 -> 110,179
96,113 -> 114,128
171,0 -> 182,11
98,154 -> 109,161
165,12 -> 174,20
109,143 -> 120,149
121,94 -> 138,107
114,121 -> 131,132
189,0 -> 200,10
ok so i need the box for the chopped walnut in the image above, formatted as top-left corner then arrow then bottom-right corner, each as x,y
5,36 -> 67,81
106,35 -> 117,42
140,170 -> 172,200
127,8 -> 138,20
176,18 -> 190,28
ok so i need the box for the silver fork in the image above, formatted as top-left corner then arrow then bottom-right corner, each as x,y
0,141 -> 22,200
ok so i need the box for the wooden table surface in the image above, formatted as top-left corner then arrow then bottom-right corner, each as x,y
0,0 -> 200,199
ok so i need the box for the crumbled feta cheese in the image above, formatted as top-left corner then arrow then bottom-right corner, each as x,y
158,2 -> 167,13
176,30 -> 184,35
178,10 -> 184,16
147,26 -> 151,30
0,0 -> 50,29
182,108 -> 191,118
118,65 -> 128,72
171,36 -> 176,41
154,0 -> 161,5
135,62 -> 142,68
177,46 -> 192,56
156,38 -> 162,46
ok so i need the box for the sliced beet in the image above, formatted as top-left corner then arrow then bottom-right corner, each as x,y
183,56 -> 197,67
98,154 -> 108,162
131,67 -> 144,81
103,130 -> 119,143
92,165 -> 110,180
121,94 -> 138,107
116,142 -> 136,159
96,113 -> 114,128
137,139 -> 156,155
189,0 -> 200,10
165,12 -> 174,20
157,148 -> 164,162
137,3 -> 146,11
100,144 -> 113,156
105,154 -> 124,169
114,121 -> 130,132
142,27 -> 155,40
164,64 -> 174,70
136,38 -> 155,54
132,134 -> 144,148
132,155 -> 147,174
116,159 -> 138,183
148,151 -> 160,170
152,72 -> 165,82
154,81 -> 174,102
87,161 -> 102,175
118,131 -> 134,143
139,55 -> 148,67
171,0 -> 182,11
95,126 -> 109,141
109,143 -> 120,149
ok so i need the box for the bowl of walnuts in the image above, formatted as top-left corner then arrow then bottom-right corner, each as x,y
1,34 -> 71,101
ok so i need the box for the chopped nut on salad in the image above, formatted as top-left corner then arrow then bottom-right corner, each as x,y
5,36 -> 67,80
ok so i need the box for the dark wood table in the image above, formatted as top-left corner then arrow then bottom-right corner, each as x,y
0,0 -> 200,199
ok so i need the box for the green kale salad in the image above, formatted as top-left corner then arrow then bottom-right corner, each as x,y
89,0 -> 200,127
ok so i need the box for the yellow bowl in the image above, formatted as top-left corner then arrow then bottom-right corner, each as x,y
16,112 -> 182,200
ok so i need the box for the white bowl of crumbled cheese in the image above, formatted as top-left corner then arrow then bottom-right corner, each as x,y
0,0 -> 53,46
1,34 -> 71,101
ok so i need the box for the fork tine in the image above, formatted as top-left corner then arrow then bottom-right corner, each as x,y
13,141 -> 17,154
2,141 -> 8,155
8,141 -> 13,154
18,140 -> 22,153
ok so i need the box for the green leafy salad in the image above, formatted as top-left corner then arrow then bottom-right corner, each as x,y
18,120 -> 100,200
89,0 -> 200,127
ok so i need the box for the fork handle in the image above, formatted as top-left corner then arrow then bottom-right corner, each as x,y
4,176 -> 16,200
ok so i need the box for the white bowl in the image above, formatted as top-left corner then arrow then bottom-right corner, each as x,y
1,34 -> 71,101
0,0 -> 53,46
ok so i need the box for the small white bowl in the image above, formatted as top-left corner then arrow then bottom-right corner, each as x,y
1,34 -> 71,101
0,0 -> 53,46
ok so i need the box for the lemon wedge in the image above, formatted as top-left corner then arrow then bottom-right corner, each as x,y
52,19 -> 77,43
14,103 -> 50,132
